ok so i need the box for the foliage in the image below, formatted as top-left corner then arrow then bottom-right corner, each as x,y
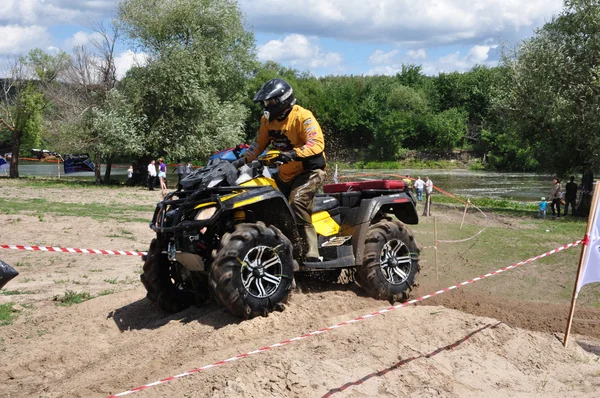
13,84 -> 45,155
0,49 -> 69,177
87,89 -> 146,160
495,0 -> 600,176
118,0 -> 256,160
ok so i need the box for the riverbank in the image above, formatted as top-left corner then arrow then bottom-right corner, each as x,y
334,158 -> 479,170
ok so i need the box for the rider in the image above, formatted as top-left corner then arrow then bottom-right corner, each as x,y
232,78 -> 326,262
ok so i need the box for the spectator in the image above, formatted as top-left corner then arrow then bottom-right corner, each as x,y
403,175 -> 412,190
157,158 -> 168,196
174,161 -> 185,187
414,176 -> 424,202
185,161 -> 193,176
147,160 -> 157,191
422,176 -> 433,217
125,165 -> 134,186
564,176 -> 577,216
127,165 -> 134,180
538,197 -> 548,219
549,177 -> 562,218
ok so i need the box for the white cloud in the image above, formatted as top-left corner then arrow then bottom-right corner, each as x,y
240,0 -> 563,47
0,25 -> 50,55
64,31 -> 105,49
365,44 -> 498,76
257,34 -> 343,69
368,50 -> 399,65
467,45 -> 496,64
407,49 -> 427,60
114,50 -> 148,79
0,0 -> 114,26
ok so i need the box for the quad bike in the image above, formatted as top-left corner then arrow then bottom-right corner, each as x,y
141,151 -> 421,319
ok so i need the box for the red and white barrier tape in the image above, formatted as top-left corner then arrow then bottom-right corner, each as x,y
108,239 -> 583,397
0,244 -> 146,257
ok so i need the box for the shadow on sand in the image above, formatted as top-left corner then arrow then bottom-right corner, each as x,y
108,271 -> 369,332
321,322 -> 503,397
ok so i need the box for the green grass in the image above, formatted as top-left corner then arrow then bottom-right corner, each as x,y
0,197 -> 151,223
0,303 -> 18,326
411,206 -> 594,305
53,290 -> 93,306
0,290 -> 33,295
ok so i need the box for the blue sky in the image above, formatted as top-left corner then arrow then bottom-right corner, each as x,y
0,0 -> 565,78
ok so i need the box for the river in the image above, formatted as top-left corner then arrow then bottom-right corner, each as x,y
5,161 -> 556,203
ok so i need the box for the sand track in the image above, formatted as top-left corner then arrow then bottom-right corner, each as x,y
1,180 -> 599,397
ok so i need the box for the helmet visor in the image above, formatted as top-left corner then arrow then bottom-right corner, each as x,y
262,98 -> 277,107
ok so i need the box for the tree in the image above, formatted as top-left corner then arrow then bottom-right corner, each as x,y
0,51 -> 69,178
495,0 -> 600,214
118,0 -> 256,160
43,21 -> 128,184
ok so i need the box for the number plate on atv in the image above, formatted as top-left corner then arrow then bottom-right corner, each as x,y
322,236 -> 352,247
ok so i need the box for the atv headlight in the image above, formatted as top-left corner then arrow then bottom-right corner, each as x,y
195,206 -> 217,221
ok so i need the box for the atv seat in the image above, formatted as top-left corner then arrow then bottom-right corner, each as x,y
323,179 -> 405,193
313,196 -> 339,213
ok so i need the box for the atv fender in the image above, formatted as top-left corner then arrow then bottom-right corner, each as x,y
351,194 -> 418,266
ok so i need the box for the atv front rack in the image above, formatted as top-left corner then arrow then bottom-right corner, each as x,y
150,185 -> 272,233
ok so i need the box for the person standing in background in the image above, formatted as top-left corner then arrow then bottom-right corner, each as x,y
414,176 -> 424,202
147,160 -> 157,191
185,161 -> 193,176
549,177 -> 562,218
538,197 -> 548,219
564,176 -> 577,216
157,158 -> 168,196
174,160 -> 185,188
422,176 -> 433,217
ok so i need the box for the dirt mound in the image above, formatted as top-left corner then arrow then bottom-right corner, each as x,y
1,286 -> 599,397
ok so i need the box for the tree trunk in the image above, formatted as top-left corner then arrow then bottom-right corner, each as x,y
103,159 -> 113,184
94,153 -> 102,184
575,169 -> 594,217
9,129 -> 21,178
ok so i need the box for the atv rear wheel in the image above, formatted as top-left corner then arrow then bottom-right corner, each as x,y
141,238 -> 206,313
210,222 -> 295,319
356,220 -> 420,304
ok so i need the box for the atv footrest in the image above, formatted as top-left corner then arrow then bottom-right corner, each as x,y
301,255 -> 355,269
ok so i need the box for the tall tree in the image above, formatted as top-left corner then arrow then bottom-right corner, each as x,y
0,51 -> 69,178
118,0 -> 256,160
495,0 -> 600,213
45,21 -> 129,184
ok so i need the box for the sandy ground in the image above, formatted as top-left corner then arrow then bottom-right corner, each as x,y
1,181 -> 599,397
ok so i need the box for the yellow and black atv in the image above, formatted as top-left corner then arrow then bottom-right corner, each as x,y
141,151 -> 421,319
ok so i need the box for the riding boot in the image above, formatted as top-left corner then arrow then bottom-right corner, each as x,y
299,225 -> 321,262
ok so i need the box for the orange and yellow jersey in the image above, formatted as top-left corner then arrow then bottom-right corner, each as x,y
243,105 -> 326,182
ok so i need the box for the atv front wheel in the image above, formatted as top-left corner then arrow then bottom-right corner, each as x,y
141,238 -> 205,313
356,220 -> 420,303
210,222 -> 295,319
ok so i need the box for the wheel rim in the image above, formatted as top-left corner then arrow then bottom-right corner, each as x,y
379,239 -> 412,285
241,245 -> 283,298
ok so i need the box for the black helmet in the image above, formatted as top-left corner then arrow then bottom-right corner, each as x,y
253,78 -> 296,121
